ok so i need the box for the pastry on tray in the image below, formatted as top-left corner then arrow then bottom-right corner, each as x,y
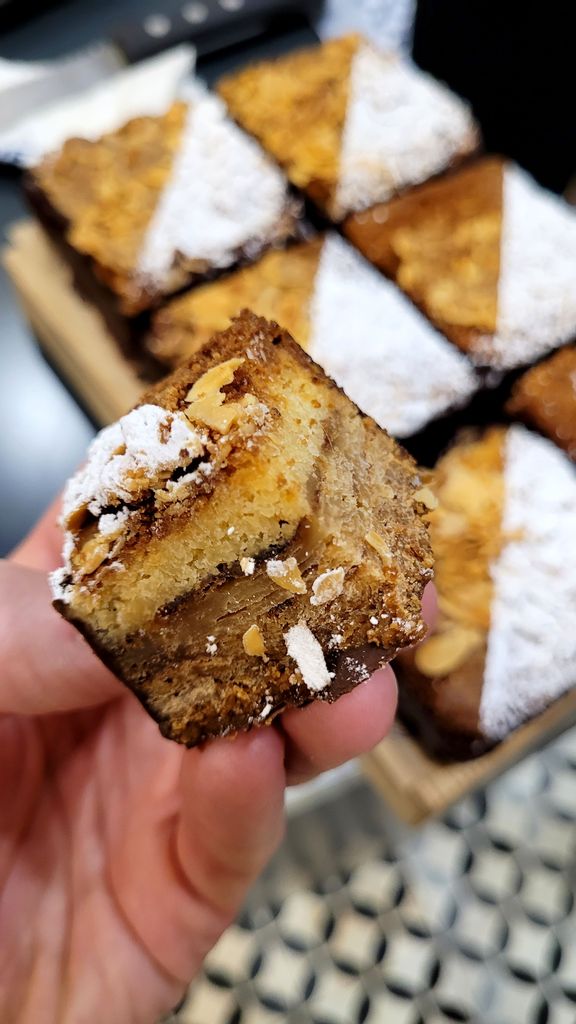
396,425 -> 576,760
25,83 -> 299,320
51,311 -> 434,746
507,346 -> 576,461
218,33 -> 478,222
148,233 -> 478,441
345,157 -> 576,371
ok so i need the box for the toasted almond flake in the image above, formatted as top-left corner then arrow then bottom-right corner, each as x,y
186,357 -> 245,404
310,566 -> 345,606
415,626 -> 483,677
77,534 -> 111,575
365,530 -> 393,564
266,556 -> 307,594
414,486 -> 439,510
242,623 -> 266,657
185,357 -> 248,432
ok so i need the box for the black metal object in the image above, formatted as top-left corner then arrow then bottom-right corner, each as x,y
114,0 -> 323,64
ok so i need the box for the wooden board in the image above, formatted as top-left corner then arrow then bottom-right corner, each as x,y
2,220 -> 144,426
5,218 -> 576,824
363,690 -> 576,824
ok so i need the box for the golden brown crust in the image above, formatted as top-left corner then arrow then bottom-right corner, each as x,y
148,238 -> 323,367
32,104 -> 188,315
344,157 -> 505,356
507,346 -> 576,461
396,428 -> 506,760
54,311 -> 433,746
30,102 -> 297,316
219,35 -> 360,218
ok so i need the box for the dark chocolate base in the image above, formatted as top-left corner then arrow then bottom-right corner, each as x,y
396,678 -> 493,762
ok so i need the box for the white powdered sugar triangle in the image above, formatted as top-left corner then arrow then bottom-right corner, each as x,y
488,166 -> 576,370
138,83 -> 289,285
480,426 -> 576,741
333,44 -> 476,220
307,233 -> 476,437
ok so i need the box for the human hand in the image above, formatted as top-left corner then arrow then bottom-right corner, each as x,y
0,500 -> 433,1024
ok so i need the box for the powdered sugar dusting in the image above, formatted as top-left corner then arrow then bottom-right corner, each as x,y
480,426 -> 576,740
61,404 -> 207,526
308,234 -> 477,437
138,84 -> 292,285
334,45 -> 477,219
482,166 -> 576,370
284,623 -> 333,692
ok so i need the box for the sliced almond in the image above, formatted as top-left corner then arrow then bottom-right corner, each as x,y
414,626 -> 484,677
266,556 -> 307,594
310,566 -> 345,606
78,535 -> 111,575
242,624 -> 266,657
365,530 -> 393,565
413,486 -> 439,511
185,357 -> 247,433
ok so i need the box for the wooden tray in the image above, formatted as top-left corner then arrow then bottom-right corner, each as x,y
5,218 -> 576,824
2,220 -> 144,426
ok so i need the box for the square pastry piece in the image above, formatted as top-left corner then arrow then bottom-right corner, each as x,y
51,311 -> 433,746
26,83 -> 298,317
218,34 -> 478,222
507,346 -> 576,461
345,157 -> 576,371
149,234 -> 477,441
397,425 -> 576,760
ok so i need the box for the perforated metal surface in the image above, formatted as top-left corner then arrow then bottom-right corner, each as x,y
173,726 -> 576,1023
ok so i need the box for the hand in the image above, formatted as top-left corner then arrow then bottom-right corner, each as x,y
0,501 -> 433,1024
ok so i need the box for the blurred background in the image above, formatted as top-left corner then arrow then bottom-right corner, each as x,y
2,0 -> 575,555
2,5 -> 576,1024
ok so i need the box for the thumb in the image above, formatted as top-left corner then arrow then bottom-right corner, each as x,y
0,559 -> 122,714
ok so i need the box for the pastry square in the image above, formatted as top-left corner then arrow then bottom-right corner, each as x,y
149,233 -> 478,439
396,425 -> 576,759
218,34 -> 478,222
51,311 -> 433,746
507,346 -> 576,461
26,83 -> 299,316
345,157 -> 576,371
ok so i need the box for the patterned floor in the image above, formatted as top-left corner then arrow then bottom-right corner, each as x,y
170,725 -> 576,1024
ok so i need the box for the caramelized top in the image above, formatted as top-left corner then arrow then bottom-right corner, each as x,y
344,158 -> 505,344
508,346 -> 576,460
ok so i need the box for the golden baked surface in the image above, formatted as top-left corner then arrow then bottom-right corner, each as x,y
344,158 -> 504,354
508,346 -> 576,460
52,311 -> 433,745
30,98 -> 297,316
219,35 -> 358,217
149,239 -> 323,367
396,428 -> 506,755
33,103 -> 188,314
219,34 -> 477,221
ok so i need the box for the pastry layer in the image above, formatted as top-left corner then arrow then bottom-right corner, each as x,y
52,311 -> 433,745
149,233 -> 477,439
218,34 -> 478,221
29,84 -> 298,315
507,345 -> 576,461
345,158 -> 576,371
398,425 -> 576,759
